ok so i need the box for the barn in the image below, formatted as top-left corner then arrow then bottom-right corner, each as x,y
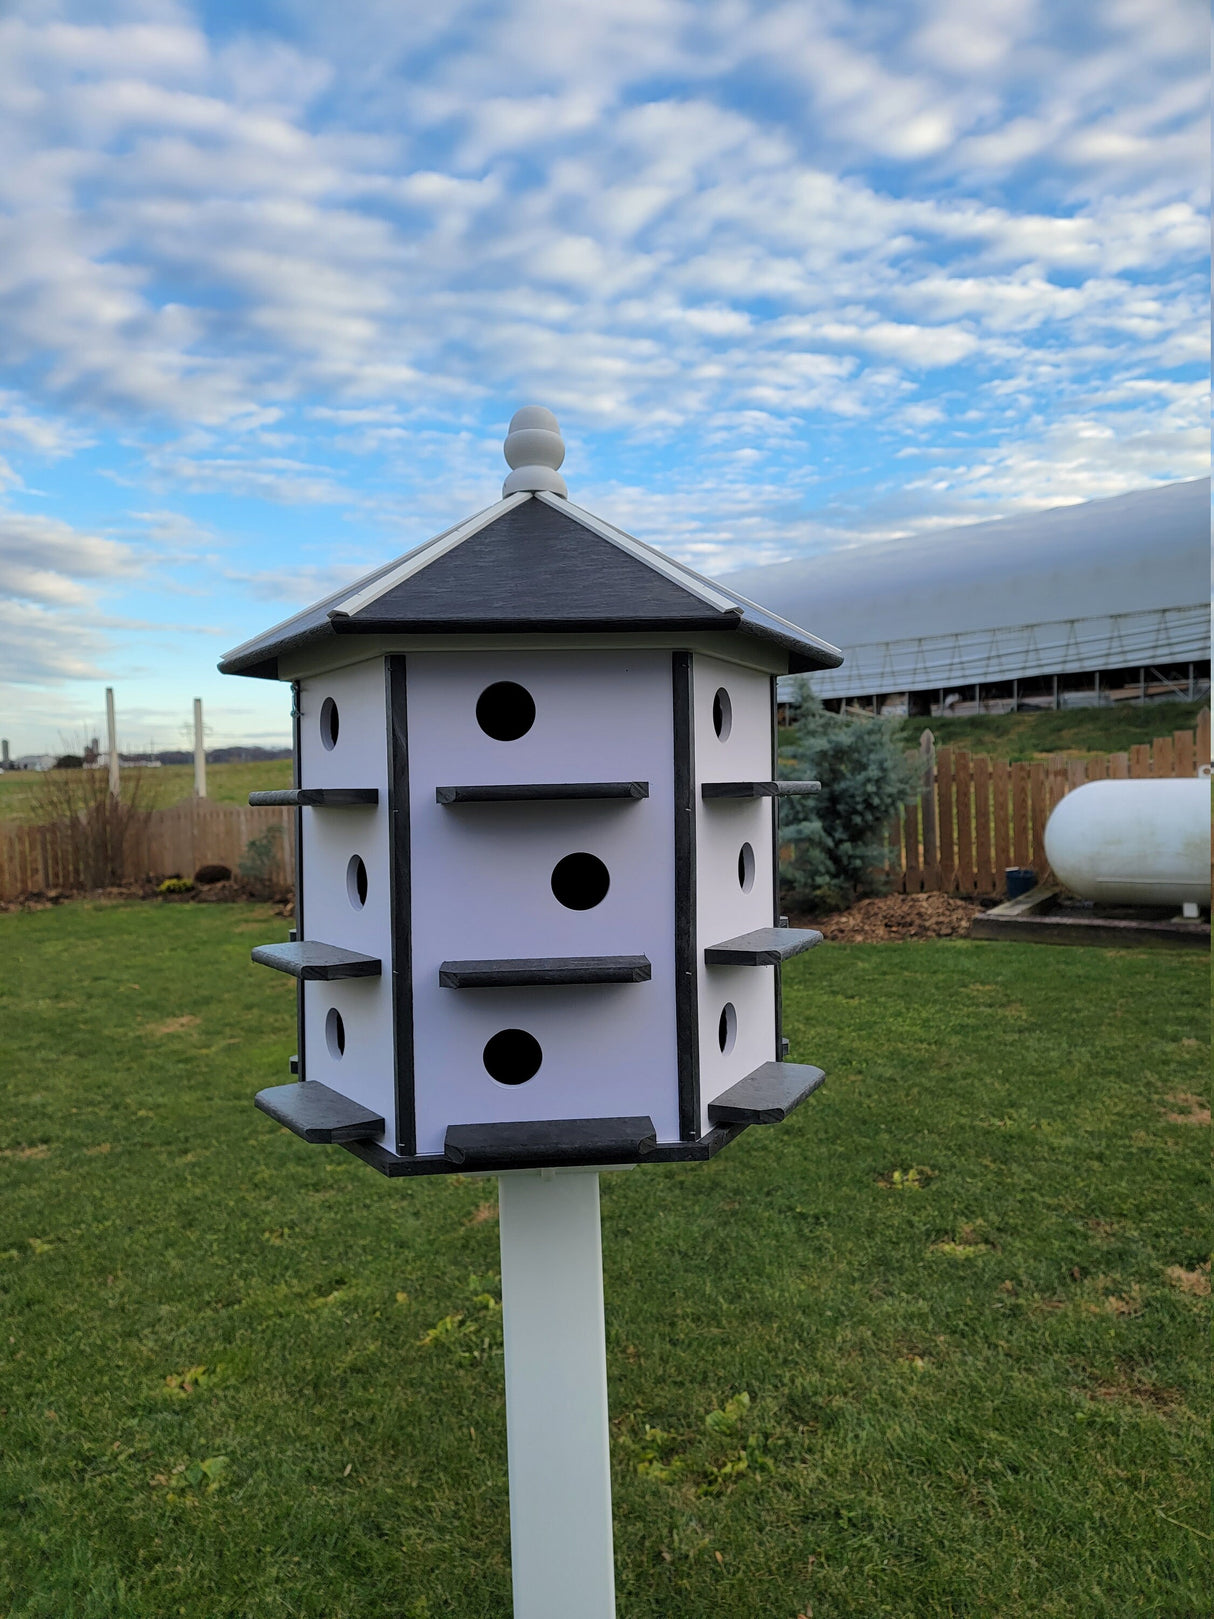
721,479 -> 1210,717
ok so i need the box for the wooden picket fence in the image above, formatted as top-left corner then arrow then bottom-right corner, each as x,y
4,711 -> 1211,902
0,800 -> 295,900
886,710 -> 1210,897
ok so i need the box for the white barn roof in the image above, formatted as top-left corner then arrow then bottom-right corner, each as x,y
719,479 -> 1210,697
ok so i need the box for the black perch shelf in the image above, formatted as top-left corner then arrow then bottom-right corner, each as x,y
444,1116 -> 659,1170
437,782 -> 649,803
251,941 -> 383,979
248,788 -> 379,807
701,780 -> 820,799
707,1061 -> 826,1125
703,927 -> 823,965
439,955 -> 652,988
255,1080 -> 385,1143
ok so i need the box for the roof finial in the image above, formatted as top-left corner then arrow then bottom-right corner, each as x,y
503,406 -> 567,498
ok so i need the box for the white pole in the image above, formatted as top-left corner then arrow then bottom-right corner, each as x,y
498,1169 -> 616,1619
105,686 -> 120,799
193,698 -> 207,798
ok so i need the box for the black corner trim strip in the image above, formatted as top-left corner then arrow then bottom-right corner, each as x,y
673,650 -> 699,1140
443,1116 -> 658,1170
707,1061 -> 826,1126
439,955 -> 651,987
249,787 -> 379,807
770,675 -> 782,1063
255,1081 -> 385,1144
700,780 -> 821,798
436,781 -> 649,803
703,927 -> 823,966
251,941 -> 382,979
291,681 -> 305,1082
386,655 -> 416,1157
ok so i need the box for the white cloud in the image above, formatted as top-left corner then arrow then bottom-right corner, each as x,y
145,450 -> 357,505
0,601 -> 111,685
0,509 -> 140,606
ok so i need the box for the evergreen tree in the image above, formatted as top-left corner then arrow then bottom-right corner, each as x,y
779,679 -> 919,910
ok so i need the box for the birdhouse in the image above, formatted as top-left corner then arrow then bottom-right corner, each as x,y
221,408 -> 843,1175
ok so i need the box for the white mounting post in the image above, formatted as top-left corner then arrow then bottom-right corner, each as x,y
105,686 -> 120,799
193,698 -> 207,798
497,1169 -> 616,1619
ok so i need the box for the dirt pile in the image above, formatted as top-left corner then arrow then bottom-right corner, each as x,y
791,891 -> 983,943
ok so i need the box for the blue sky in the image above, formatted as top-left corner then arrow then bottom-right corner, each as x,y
1,0 -> 1207,755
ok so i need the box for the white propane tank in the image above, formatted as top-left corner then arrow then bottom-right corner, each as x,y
1043,779 -> 1211,909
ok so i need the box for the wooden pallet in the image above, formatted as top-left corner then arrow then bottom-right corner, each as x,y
970,884 -> 1210,950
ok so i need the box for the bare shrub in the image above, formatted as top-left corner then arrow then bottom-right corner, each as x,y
31,752 -> 159,890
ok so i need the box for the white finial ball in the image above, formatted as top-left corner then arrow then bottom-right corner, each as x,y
503,405 -> 567,497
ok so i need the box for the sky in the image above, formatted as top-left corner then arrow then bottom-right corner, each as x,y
0,0 -> 1208,756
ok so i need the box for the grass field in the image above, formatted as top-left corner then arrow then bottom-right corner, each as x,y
0,760 -> 294,825
892,699 -> 1209,761
0,903 -> 1208,1617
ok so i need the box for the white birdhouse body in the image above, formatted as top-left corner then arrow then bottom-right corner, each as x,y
225,410 -> 841,1175
690,655 -> 779,1135
295,657 -> 395,1141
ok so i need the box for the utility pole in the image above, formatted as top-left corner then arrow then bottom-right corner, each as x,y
193,698 -> 207,798
105,687 -> 120,799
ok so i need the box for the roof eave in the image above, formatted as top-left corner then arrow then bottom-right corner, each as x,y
219,610 -> 842,681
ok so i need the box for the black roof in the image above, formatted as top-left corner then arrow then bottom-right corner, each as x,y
219,491 -> 842,679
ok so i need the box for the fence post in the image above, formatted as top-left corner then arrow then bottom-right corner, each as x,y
106,687 -> 120,800
936,746 -> 955,891
1174,730 -> 1195,778
972,754 -> 993,896
1197,709 -> 1210,766
991,758 -> 1011,890
1010,762 -> 1031,869
1029,762 -> 1048,875
903,796 -> 921,893
954,749 -> 974,893
919,730 -> 938,886
193,699 -> 207,799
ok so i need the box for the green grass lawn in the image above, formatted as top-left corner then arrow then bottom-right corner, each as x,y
0,760 -> 294,824
892,699 -> 1208,761
0,903 -> 1207,1617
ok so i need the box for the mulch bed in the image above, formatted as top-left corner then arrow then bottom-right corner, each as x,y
789,891 -> 985,943
6,882 -> 975,941
1,880 -> 293,916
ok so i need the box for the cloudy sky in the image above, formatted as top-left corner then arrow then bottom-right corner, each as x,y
1,0 -> 1207,755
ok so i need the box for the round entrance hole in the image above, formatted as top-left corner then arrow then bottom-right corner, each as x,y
551,851 -> 610,911
476,681 -> 536,741
325,1007 -> 346,1060
712,687 -> 732,741
718,1002 -> 737,1055
346,853 -> 368,910
320,696 -> 340,751
738,841 -> 755,893
483,1028 -> 543,1085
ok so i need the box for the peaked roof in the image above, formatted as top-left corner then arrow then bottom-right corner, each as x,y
219,490 -> 843,679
